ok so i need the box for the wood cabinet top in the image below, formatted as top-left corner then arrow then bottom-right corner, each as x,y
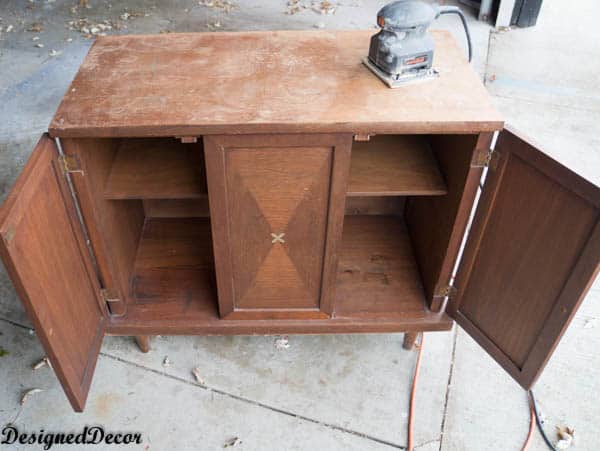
49,30 -> 503,138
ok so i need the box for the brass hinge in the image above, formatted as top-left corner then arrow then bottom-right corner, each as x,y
474,148 -> 501,170
58,154 -> 83,174
100,288 -> 121,304
435,285 -> 457,298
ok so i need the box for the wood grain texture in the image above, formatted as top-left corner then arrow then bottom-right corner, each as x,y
0,134 -> 105,411
204,134 -> 351,319
62,138 -> 145,316
110,214 -> 452,334
345,196 -> 405,216
405,134 -> 486,311
143,198 -> 210,218
104,138 -> 206,199
131,217 -> 215,304
348,135 -> 447,196
335,215 -> 429,319
449,126 -> 600,389
49,30 -> 503,138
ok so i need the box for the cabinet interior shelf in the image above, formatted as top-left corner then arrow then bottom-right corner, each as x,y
112,215 -> 451,334
104,138 -> 207,200
347,135 -> 447,197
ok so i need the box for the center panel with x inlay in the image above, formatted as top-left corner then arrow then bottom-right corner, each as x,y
204,134 -> 352,320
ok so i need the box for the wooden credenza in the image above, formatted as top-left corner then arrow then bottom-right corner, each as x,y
0,30 -> 598,411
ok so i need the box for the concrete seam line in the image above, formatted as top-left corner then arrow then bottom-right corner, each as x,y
100,351 -> 406,450
438,327 -> 458,451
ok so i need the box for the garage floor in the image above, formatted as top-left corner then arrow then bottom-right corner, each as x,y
1,1 -> 599,449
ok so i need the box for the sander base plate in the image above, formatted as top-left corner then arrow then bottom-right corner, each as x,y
362,57 -> 439,88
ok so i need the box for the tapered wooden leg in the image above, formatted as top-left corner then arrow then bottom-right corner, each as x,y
403,332 -> 418,350
134,335 -> 151,353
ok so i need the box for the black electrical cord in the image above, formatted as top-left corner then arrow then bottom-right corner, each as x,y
529,390 -> 559,451
439,6 -> 473,62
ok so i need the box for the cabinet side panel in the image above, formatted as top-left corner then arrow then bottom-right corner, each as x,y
405,134 -> 489,311
61,138 -> 145,314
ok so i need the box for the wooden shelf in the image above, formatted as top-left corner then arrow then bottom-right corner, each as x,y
348,135 -> 447,197
104,139 -> 207,199
109,215 -> 451,334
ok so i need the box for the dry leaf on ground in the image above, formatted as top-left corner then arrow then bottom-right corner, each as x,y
192,367 -> 205,385
32,357 -> 51,370
21,388 -> 44,405
274,335 -> 290,349
223,436 -> 242,448
556,425 -> 574,449
27,22 -> 44,32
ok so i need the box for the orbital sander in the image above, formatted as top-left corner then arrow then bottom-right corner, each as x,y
363,0 -> 472,87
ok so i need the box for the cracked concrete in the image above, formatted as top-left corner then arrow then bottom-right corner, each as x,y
1,0 -> 599,450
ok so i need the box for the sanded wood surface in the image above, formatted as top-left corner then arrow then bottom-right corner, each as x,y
49,30 -> 502,137
104,138 -> 206,199
0,135 -> 105,411
348,135 -> 447,196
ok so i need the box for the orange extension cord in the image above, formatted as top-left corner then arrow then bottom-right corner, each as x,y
521,391 -> 536,451
406,335 -> 536,451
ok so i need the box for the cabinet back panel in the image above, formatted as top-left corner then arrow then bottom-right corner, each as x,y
143,198 -> 210,218
345,196 -> 405,216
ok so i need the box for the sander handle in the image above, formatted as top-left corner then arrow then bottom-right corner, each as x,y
438,5 -> 473,62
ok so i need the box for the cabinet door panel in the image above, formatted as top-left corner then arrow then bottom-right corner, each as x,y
0,134 -> 105,411
449,126 -> 599,389
205,134 -> 351,319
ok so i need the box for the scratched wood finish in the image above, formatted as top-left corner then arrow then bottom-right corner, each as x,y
104,138 -> 206,199
49,30 -> 503,138
335,215 -> 429,319
348,135 -> 447,196
205,134 -> 351,319
449,127 -> 600,389
62,138 -> 146,315
0,135 -> 105,411
405,134 -> 487,311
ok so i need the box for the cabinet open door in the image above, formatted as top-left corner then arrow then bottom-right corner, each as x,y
0,134 -> 106,411
449,126 -> 599,389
